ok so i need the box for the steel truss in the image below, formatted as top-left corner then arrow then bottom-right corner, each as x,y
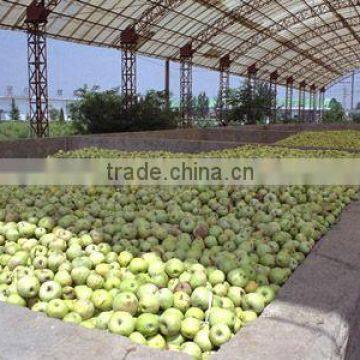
242,1 -> 358,69
26,2 -> 50,138
179,44 -> 193,127
269,71 -> 278,124
191,0 -> 272,54
259,15 -> 360,86
197,0 -> 339,82
285,77 -> 294,122
217,55 -> 231,126
121,27 -> 137,110
309,85 -> 317,123
298,81 -> 307,122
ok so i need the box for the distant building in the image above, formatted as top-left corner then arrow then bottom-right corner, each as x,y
0,95 -> 75,121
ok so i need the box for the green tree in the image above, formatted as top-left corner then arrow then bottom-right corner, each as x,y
323,98 -> 345,123
350,111 -> 360,123
226,79 -> 273,124
70,88 -> 178,134
194,92 -> 210,118
10,98 -> 20,121
59,108 -> 65,123
49,107 -> 60,121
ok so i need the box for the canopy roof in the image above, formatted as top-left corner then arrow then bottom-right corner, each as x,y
1,0 -> 359,89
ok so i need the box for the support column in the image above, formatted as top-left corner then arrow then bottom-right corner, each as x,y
285,77 -> 294,122
180,43 -> 193,127
319,87 -> 326,122
309,84 -> 317,123
121,26 -> 137,110
269,71 -> 278,124
313,88 -> 318,123
351,70 -> 355,111
26,2 -> 50,138
164,59 -> 170,110
247,64 -> 258,124
217,54 -> 231,126
298,81 -> 306,122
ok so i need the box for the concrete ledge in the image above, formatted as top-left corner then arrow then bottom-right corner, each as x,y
214,200 -> 360,360
0,301 -> 189,360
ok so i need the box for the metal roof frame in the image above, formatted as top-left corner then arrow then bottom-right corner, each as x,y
1,0 -> 360,89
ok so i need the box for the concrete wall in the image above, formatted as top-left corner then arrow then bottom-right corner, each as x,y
0,201 -> 359,359
79,123 -> 360,143
0,124 -> 359,158
0,136 -> 245,157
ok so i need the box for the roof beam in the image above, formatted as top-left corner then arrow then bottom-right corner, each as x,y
111,0 -> 187,47
304,52 -> 360,85
270,0 -> 359,71
2,0 -> 181,53
255,16 -> 360,77
323,0 -> 360,46
188,0 -> 273,53
12,0 -> 60,27
194,0 -> 341,76
233,0 -> 356,55
258,33 -> 359,83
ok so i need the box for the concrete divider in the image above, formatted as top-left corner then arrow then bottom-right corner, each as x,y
0,124 -> 359,157
0,201 -> 359,359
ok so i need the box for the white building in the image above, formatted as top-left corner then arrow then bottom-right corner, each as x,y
0,95 -> 74,121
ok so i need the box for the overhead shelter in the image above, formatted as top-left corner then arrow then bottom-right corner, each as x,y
1,0 -> 360,87
0,0 -> 359,134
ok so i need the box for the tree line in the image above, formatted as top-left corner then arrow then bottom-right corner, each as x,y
6,98 -> 65,122
4,81 -> 354,133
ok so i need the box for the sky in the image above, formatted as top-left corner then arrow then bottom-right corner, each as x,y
0,28 -> 359,108
0,29 -> 233,99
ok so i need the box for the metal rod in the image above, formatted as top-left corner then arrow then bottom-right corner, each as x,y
351,70 -> 355,111
165,58 -> 170,109
298,89 -> 301,121
314,90 -> 318,123
289,82 -> 293,121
